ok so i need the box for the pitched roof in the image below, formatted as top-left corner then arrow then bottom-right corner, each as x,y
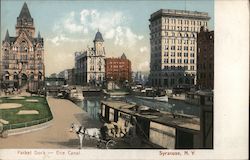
121,53 -> 127,59
4,30 -> 10,42
18,2 -> 32,19
93,31 -> 104,42
38,31 -> 41,39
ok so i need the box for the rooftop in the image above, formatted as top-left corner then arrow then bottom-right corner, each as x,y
18,2 -> 32,20
93,31 -> 104,42
101,100 -> 200,132
150,9 -> 210,21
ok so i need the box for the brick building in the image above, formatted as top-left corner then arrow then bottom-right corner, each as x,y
105,53 -> 132,83
197,27 -> 214,90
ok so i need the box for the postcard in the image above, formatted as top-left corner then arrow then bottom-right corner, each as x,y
0,0 -> 248,160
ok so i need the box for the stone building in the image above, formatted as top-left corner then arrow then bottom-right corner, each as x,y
75,31 -> 105,86
148,9 -> 210,88
105,53 -> 132,83
1,2 -> 44,88
197,27 -> 214,90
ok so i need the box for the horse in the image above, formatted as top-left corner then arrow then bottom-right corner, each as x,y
70,123 -> 102,149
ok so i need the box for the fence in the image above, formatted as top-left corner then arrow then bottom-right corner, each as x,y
3,116 -> 53,131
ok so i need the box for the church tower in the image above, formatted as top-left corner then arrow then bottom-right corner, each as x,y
93,30 -> 105,56
16,2 -> 35,37
1,2 -> 44,89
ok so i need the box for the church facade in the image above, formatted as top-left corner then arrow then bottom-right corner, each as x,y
75,31 -> 105,86
1,2 -> 45,88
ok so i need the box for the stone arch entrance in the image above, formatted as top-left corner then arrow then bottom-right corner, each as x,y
13,72 -> 19,88
21,73 -> 28,86
4,71 -> 10,81
29,72 -> 34,81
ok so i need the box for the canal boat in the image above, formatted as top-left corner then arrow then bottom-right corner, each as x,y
100,100 -> 201,149
135,95 -> 168,102
69,88 -> 84,101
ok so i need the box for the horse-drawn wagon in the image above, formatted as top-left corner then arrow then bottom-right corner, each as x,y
70,123 -> 117,149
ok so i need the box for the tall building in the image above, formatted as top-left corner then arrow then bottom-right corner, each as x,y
197,27 -> 214,90
105,53 -> 132,83
149,9 -> 210,88
75,31 -> 105,86
1,2 -> 44,88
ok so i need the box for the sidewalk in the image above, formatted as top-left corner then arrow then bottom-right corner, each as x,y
0,97 -> 101,149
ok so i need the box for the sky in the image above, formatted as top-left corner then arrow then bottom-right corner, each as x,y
1,0 -> 214,76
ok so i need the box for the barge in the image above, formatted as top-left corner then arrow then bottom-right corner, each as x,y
100,100 -> 202,149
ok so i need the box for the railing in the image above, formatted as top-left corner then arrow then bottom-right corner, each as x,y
3,116 -> 53,131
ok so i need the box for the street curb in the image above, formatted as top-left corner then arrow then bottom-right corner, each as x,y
6,120 -> 53,136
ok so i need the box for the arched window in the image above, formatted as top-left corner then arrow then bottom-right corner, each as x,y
20,41 -> 27,52
38,72 -> 43,80
13,72 -> 18,80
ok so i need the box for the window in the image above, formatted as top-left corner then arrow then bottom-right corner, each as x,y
171,52 -> 175,56
184,59 -> 188,63
190,59 -> 195,64
172,39 -> 175,44
178,39 -> 181,44
184,53 -> 188,57
177,52 -> 182,57
184,46 -> 188,50
164,59 -> 168,63
177,59 -> 182,63
171,46 -> 175,50
190,53 -> 195,57
171,59 -> 175,63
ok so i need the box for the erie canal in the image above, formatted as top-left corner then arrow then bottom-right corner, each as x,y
74,96 -> 200,121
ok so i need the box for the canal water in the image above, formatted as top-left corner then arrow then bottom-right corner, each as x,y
74,96 -> 200,121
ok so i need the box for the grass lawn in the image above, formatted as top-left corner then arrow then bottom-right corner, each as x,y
0,96 -> 53,129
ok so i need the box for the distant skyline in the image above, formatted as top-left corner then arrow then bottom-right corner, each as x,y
1,0 -> 214,76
